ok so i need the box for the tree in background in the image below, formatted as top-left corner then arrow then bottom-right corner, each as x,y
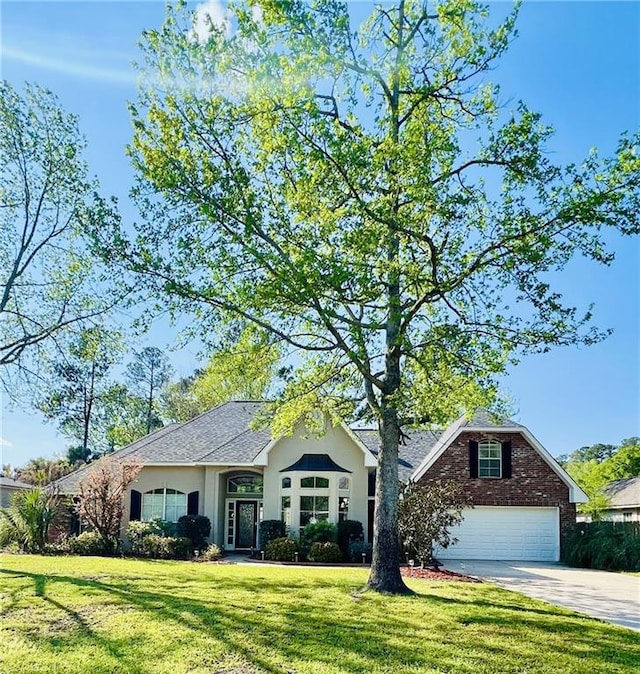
0,465 -> 15,479
159,327 -> 284,422
557,444 -> 617,467
160,372 -> 202,423
564,438 -> 640,519
398,480 -> 470,565
96,383 -> 152,450
75,458 -> 142,552
0,81 -> 121,393
94,1 -> 640,592
38,326 -> 123,463
126,347 -> 173,434
14,457 -> 73,486
191,326 -> 283,410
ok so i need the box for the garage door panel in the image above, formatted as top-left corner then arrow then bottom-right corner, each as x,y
435,506 -> 559,561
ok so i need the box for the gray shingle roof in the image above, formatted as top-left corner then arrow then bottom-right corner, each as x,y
0,477 -> 34,490
55,402 -> 270,493
603,476 -> 640,508
459,408 -> 523,429
354,428 -> 442,481
55,403 -> 505,491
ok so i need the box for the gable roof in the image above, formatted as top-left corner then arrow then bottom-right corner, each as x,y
410,409 -> 588,504
603,476 -> 640,509
252,418 -> 377,468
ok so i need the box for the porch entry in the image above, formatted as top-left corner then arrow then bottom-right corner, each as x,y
225,499 -> 262,549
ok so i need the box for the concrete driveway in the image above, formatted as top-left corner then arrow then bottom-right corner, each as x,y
441,559 -> 640,631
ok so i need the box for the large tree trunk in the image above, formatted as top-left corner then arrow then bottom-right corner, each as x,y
367,403 -> 410,593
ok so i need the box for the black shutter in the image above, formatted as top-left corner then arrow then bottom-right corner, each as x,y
130,490 -> 142,521
469,441 -> 479,478
501,441 -> 512,479
187,491 -> 199,516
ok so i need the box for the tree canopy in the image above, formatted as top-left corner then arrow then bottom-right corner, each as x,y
564,438 -> 640,518
0,81 -> 122,393
94,0 -> 640,592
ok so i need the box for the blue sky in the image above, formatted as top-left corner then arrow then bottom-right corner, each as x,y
1,1 -> 638,467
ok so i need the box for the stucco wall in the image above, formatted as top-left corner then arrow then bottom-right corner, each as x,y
263,423 -> 370,536
124,466 -> 207,523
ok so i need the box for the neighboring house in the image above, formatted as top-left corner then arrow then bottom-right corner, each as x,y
0,476 -> 34,508
599,477 -> 640,522
55,402 -> 586,561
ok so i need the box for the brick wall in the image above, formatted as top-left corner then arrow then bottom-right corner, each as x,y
417,431 -> 577,553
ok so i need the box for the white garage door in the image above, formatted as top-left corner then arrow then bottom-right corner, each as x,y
435,506 -> 560,561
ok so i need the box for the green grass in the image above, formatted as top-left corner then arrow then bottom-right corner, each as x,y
1,555 -> 638,674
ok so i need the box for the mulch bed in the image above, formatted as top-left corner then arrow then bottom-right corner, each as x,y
400,565 -> 481,582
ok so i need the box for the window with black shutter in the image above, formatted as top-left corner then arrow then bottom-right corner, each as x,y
469,441 -> 479,478
501,441 -> 512,479
130,489 -> 142,521
187,491 -> 199,515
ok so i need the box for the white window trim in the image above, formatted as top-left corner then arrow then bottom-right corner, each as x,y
141,488 -> 187,523
478,440 -> 502,478
279,471 -> 352,532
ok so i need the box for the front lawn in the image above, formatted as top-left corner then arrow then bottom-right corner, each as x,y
0,554 -> 638,674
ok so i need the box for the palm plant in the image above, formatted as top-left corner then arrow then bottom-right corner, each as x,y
0,487 -> 60,552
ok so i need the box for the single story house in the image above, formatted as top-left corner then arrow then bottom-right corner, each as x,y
599,477 -> 640,522
56,402 -> 587,561
0,476 -> 34,508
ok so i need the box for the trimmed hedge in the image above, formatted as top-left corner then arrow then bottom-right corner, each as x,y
564,521 -> 640,571
337,520 -> 364,559
308,541 -> 342,563
177,514 -> 211,552
141,534 -> 192,560
300,520 -> 337,551
69,532 -> 111,556
348,540 -> 373,563
266,536 -> 298,562
259,520 -> 286,551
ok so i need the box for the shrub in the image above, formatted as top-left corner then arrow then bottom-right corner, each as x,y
308,541 -> 342,563
141,534 -> 165,558
151,519 -> 176,537
177,514 -> 211,552
266,536 -> 298,562
398,480 -> 470,563
166,536 -> 193,560
141,534 -> 192,559
69,532 -> 110,556
43,534 -> 71,556
198,543 -> 222,562
348,540 -> 373,563
337,520 -> 364,559
300,520 -> 337,551
259,519 -> 286,551
126,520 -> 166,555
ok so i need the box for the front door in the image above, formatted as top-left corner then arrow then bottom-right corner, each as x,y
235,500 -> 257,549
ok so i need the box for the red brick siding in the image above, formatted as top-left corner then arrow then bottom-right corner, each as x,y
417,431 -> 576,554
